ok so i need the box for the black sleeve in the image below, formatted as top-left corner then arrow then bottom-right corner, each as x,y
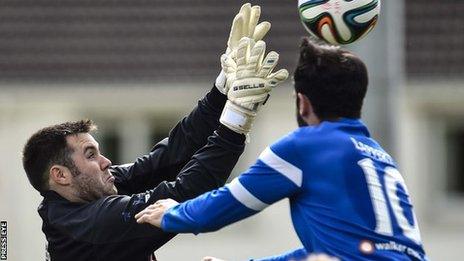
144,126 -> 245,201
111,87 -> 228,195
54,127 -> 244,250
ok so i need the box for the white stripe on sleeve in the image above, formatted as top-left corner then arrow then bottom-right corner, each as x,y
259,147 -> 303,187
226,178 -> 269,211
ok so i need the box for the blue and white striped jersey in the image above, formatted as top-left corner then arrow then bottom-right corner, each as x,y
161,118 -> 427,261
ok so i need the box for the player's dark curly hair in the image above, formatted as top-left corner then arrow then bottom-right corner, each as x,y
22,120 -> 97,192
294,37 -> 368,120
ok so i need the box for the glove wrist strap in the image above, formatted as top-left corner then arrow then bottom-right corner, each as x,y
220,101 -> 256,134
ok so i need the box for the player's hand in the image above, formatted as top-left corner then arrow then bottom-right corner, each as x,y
134,198 -> 179,228
219,37 -> 289,134
215,3 -> 271,95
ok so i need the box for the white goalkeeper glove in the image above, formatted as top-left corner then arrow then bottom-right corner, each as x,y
215,3 -> 271,95
220,37 -> 289,134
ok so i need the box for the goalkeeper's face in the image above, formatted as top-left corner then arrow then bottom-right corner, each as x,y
66,133 -> 117,202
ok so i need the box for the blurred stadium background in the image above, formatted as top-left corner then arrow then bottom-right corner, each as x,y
0,0 -> 463,260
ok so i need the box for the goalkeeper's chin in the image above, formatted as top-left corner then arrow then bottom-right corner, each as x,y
103,178 -> 118,196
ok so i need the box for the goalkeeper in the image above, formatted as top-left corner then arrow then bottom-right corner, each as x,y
135,38 -> 429,260
21,4 -> 288,261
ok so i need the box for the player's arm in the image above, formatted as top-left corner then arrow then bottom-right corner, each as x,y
82,65 -> 288,252
111,3 -> 271,195
110,87 -> 228,195
135,135 -> 303,234
142,46 -> 287,201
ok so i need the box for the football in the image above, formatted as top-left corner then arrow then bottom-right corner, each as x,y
298,0 -> 381,45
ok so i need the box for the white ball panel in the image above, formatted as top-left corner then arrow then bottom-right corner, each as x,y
320,24 -> 338,45
332,10 -> 352,41
354,3 -> 381,23
300,4 -> 330,20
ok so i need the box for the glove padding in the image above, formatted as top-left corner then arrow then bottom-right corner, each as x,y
215,3 -> 271,95
220,37 -> 289,134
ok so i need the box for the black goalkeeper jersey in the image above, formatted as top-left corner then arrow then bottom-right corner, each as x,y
37,87 -> 245,261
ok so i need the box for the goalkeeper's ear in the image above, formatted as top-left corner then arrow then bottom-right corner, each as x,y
49,165 -> 72,186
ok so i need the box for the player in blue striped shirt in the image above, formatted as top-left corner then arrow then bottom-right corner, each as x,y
135,38 -> 428,261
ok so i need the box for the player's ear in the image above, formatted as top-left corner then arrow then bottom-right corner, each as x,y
297,93 -> 311,118
49,165 -> 73,186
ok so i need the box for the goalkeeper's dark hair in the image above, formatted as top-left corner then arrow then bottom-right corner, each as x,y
22,120 -> 97,192
294,37 -> 368,119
